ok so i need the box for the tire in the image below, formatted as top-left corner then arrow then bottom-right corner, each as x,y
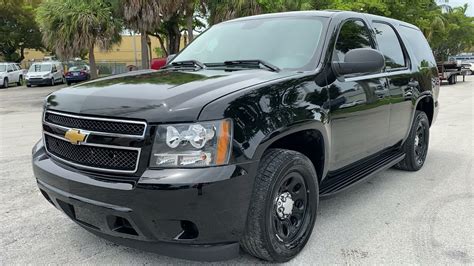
240,149 -> 318,262
448,75 -> 454,85
2,78 -> 8,88
395,110 -> 430,171
50,78 -> 55,86
26,84 -> 31,87
17,75 -> 23,86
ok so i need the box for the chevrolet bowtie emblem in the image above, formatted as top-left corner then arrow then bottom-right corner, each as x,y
64,129 -> 87,145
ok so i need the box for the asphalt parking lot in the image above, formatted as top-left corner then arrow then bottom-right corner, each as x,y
0,78 -> 473,264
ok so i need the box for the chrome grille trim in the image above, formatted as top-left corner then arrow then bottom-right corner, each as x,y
43,132 -> 142,173
42,110 -> 147,174
44,110 -> 147,138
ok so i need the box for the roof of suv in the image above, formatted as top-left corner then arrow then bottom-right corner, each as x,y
223,10 -> 419,30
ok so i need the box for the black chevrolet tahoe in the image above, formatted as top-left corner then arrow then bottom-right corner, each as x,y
32,11 -> 439,262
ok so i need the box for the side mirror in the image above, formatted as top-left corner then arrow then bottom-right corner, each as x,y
166,54 -> 176,65
333,48 -> 385,76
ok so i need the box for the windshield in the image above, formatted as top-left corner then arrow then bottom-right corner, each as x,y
29,64 -> 52,72
69,66 -> 87,71
173,17 -> 326,70
0,65 -> 6,72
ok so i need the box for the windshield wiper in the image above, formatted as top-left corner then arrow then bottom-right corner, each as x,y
223,60 -> 280,72
163,60 -> 206,70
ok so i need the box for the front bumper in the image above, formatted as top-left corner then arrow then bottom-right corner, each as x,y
32,141 -> 257,261
27,78 -> 52,85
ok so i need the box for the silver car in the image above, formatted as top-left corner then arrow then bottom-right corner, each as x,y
0,62 -> 24,88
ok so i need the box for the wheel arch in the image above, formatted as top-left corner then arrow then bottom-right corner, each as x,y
252,121 -> 330,183
415,94 -> 434,126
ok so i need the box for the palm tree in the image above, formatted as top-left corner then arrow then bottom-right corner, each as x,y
36,0 -> 122,79
205,0 -> 261,25
122,0 -> 162,69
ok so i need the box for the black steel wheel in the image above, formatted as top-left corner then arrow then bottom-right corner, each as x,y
271,172 -> 310,247
395,110 -> 430,171
414,120 -> 428,165
241,149 -> 318,262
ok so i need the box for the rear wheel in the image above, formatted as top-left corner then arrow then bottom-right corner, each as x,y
240,149 -> 318,262
448,75 -> 453,84
17,75 -> 23,86
395,110 -> 430,171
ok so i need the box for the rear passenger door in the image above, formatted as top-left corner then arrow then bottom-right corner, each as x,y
6,64 -> 16,83
371,21 -> 413,146
328,18 -> 391,170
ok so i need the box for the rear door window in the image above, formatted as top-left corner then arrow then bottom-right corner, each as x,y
398,25 -> 436,68
373,22 -> 406,70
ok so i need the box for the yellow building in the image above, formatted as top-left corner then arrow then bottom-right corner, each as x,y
22,34 -> 185,72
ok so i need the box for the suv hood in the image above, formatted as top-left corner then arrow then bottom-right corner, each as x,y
46,69 -> 298,122
28,71 -> 50,78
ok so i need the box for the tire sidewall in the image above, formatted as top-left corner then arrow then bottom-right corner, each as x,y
261,154 -> 318,261
408,112 -> 430,169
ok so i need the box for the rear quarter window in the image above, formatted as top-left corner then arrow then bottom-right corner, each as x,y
398,25 -> 436,68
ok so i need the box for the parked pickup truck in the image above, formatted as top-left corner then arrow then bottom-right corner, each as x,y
0,62 -> 24,88
32,11 -> 439,262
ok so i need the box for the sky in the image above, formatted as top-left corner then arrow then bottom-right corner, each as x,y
445,0 -> 474,16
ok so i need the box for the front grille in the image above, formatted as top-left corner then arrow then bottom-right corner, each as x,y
45,135 -> 139,171
45,112 -> 145,136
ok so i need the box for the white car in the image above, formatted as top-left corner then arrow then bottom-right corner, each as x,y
461,62 -> 474,75
25,61 -> 65,87
0,62 -> 24,88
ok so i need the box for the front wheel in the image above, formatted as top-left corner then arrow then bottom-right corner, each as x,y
50,78 -> 55,86
240,149 -> 318,262
2,78 -> 8,88
17,75 -> 23,86
395,110 -> 430,171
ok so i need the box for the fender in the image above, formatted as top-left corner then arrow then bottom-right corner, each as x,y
198,72 -> 331,179
401,92 -> 435,145
252,120 -> 331,180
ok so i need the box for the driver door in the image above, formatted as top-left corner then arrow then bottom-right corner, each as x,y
328,18 -> 391,170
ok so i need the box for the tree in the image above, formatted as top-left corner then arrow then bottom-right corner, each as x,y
36,0 -> 122,79
429,5 -> 474,60
122,0 -> 162,69
0,0 -> 44,62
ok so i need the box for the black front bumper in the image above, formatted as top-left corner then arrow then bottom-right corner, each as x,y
32,141 -> 257,261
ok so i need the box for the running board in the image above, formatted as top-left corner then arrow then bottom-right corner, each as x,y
320,151 -> 405,197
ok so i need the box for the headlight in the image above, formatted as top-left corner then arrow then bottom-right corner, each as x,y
43,73 -> 50,78
150,119 -> 232,168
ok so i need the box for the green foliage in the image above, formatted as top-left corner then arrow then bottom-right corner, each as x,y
0,0 -> 44,62
36,0 -> 122,78
429,5 -> 474,60
36,0 -> 122,59
311,0 -> 474,61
